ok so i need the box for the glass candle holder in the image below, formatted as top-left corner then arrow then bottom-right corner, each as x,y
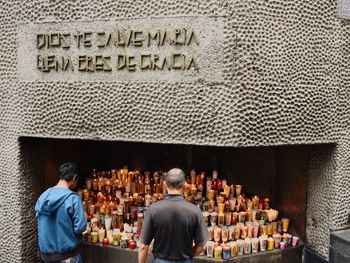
214,227 -> 221,242
210,212 -> 218,226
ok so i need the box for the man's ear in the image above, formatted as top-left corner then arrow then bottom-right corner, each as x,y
73,175 -> 78,181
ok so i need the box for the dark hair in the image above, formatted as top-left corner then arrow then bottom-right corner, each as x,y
59,162 -> 79,182
166,168 -> 185,190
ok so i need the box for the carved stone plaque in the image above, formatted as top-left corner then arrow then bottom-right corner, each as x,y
338,0 -> 350,18
17,17 -> 224,82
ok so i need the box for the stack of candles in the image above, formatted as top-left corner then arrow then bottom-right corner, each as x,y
201,174 -> 299,260
81,167 -> 167,248
79,167 -> 300,257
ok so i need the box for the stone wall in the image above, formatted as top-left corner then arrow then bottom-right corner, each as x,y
0,0 -> 349,262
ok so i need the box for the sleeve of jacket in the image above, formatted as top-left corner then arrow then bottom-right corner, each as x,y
70,194 -> 87,235
139,206 -> 154,245
194,208 -> 209,247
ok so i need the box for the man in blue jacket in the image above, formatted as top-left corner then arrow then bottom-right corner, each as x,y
35,162 -> 87,263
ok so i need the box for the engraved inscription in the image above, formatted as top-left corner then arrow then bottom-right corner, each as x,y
17,17 -> 224,82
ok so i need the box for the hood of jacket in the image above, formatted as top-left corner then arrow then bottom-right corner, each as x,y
35,187 -> 75,215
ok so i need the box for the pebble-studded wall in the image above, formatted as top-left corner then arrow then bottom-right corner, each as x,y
0,0 -> 350,262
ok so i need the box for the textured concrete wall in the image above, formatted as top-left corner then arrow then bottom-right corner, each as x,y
0,0 -> 350,262
307,145 -> 336,259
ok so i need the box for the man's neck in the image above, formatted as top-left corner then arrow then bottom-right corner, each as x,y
56,179 -> 69,189
167,190 -> 183,195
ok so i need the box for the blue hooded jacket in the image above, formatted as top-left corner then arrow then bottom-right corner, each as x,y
35,187 -> 87,254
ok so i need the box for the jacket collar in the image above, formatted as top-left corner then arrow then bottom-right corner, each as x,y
164,194 -> 184,201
